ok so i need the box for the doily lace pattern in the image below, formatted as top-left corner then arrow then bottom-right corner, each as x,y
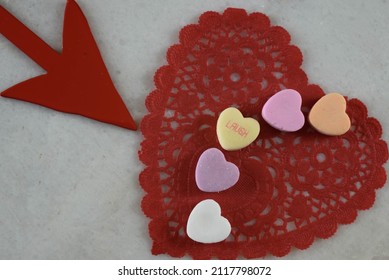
139,8 -> 388,259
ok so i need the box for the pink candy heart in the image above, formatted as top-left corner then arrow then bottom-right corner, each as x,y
195,148 -> 239,192
262,89 -> 305,132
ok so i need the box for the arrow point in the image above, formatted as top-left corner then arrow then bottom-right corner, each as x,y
1,0 -> 138,131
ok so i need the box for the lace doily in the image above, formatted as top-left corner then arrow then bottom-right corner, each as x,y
139,8 -> 388,259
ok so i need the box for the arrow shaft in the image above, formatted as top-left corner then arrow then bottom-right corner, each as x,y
0,5 -> 61,71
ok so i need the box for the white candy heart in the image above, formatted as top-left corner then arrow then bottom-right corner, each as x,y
186,199 -> 231,244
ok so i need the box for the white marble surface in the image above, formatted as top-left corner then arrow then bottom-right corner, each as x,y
0,0 -> 388,259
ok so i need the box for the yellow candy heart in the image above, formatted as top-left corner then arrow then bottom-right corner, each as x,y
308,93 -> 351,136
216,107 -> 260,151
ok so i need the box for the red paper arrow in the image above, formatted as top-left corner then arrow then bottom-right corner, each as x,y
0,0 -> 137,130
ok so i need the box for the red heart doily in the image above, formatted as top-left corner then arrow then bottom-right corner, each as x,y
139,8 -> 388,259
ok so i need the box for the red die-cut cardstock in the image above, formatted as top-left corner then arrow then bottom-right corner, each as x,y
139,8 -> 388,259
0,0 -> 136,130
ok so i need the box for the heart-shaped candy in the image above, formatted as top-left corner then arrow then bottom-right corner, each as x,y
262,89 -> 305,132
187,199 -> 231,244
308,93 -> 351,136
216,107 -> 260,151
195,148 -> 239,192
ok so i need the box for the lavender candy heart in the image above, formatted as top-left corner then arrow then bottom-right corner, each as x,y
262,89 -> 305,132
195,148 -> 240,192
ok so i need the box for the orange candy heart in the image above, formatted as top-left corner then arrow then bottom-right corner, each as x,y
308,93 -> 351,136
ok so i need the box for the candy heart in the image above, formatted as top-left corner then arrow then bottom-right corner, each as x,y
308,93 -> 351,136
216,107 -> 260,151
262,89 -> 305,132
195,148 -> 239,192
186,199 -> 231,244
